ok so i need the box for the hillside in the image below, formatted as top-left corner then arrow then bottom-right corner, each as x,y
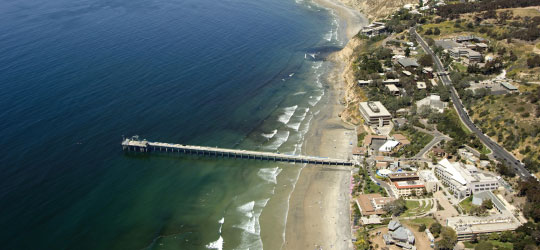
338,0 -> 417,20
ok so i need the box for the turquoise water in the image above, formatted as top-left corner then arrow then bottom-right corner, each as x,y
0,0 -> 344,249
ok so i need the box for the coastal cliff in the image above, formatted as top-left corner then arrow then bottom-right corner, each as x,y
338,0 -> 417,20
330,37 -> 366,125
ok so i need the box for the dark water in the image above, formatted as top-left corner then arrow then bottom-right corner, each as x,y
0,0 -> 342,249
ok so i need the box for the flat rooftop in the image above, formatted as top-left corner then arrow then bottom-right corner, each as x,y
359,101 -> 392,117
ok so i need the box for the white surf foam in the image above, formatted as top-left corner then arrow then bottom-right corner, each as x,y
261,129 -> 278,139
312,61 -> 323,69
293,91 -> 306,96
206,218 -> 225,250
308,91 -> 323,106
257,167 -> 283,184
237,201 -> 255,218
277,105 -> 298,125
267,130 -> 290,150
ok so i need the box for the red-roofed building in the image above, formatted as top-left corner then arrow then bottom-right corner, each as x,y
391,180 -> 425,197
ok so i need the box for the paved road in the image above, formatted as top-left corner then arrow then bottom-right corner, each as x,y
412,126 -> 451,159
367,167 -> 396,198
410,27 -> 531,179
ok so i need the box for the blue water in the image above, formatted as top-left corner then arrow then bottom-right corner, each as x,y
0,0 -> 342,249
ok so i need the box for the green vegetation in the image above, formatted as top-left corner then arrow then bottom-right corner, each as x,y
356,168 -> 386,196
464,240 -> 513,250
357,132 -> 367,147
430,222 -> 442,238
470,86 -> 540,172
354,228 -> 371,250
436,226 -> 458,250
400,199 -> 433,217
392,125 -> 434,158
459,196 -> 475,214
383,197 -> 407,216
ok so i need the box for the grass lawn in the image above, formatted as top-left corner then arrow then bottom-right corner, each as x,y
459,196 -> 475,214
464,240 -> 514,249
408,217 -> 436,227
400,200 -> 433,217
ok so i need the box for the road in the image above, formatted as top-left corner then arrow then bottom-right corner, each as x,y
413,126 -> 451,159
367,166 -> 396,198
410,27 -> 531,179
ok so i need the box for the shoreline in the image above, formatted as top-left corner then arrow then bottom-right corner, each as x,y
281,1 -> 367,249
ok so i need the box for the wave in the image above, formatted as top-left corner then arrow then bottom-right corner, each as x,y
308,91 -> 323,106
293,91 -> 306,96
312,61 -> 323,70
237,201 -> 255,218
257,167 -> 282,184
206,218 -> 225,250
277,105 -> 298,125
261,129 -> 278,139
235,198 -> 270,237
287,108 -> 309,131
267,130 -> 290,150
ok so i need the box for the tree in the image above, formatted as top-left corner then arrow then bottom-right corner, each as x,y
419,54 -> 434,67
435,226 -> 457,250
527,55 -> 540,68
405,47 -> 411,57
430,222 -> 442,237
425,28 -> 433,35
434,27 -> 441,35
419,224 -> 427,232
383,198 -> 407,216
482,199 -> 494,210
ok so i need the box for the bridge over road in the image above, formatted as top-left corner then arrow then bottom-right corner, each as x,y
122,136 -> 353,166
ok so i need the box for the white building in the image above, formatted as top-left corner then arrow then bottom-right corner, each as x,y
419,170 -> 439,193
359,101 -> 392,127
435,159 -> 499,199
416,94 -> 447,113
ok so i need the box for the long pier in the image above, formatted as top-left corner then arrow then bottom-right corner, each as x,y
122,136 -> 353,166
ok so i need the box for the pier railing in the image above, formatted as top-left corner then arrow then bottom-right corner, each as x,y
122,136 -> 353,166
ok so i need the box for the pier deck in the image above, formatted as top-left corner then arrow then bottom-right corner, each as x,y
122,137 -> 353,166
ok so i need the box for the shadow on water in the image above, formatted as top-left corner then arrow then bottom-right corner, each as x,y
304,45 -> 343,61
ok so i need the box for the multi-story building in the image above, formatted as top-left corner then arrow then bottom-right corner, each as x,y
435,159 -> 499,199
359,101 -> 392,127
446,191 -> 521,241
392,180 -> 425,197
419,170 -> 439,193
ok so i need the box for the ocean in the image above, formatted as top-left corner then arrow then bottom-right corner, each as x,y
0,0 -> 345,249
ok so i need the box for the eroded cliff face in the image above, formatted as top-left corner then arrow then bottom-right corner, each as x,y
338,0 -> 417,20
330,37 -> 366,125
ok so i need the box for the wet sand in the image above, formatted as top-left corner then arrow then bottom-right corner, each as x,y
281,1 -> 367,249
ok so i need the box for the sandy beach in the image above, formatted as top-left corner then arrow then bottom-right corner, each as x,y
282,1 -> 367,249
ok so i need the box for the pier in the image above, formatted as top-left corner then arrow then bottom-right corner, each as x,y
122,136 -> 353,166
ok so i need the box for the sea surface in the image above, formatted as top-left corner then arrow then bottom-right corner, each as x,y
0,0 -> 344,249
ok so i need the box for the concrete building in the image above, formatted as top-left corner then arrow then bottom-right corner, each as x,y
357,80 -> 373,86
360,22 -> 387,37
416,81 -> 427,90
500,82 -> 518,92
416,94 -> 447,113
392,180 -> 425,197
359,101 -> 392,127
419,170 -> 439,193
356,193 -> 395,216
398,58 -> 420,68
435,159 -> 499,199
388,172 -> 419,182
447,190 -> 522,241
386,84 -> 400,96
